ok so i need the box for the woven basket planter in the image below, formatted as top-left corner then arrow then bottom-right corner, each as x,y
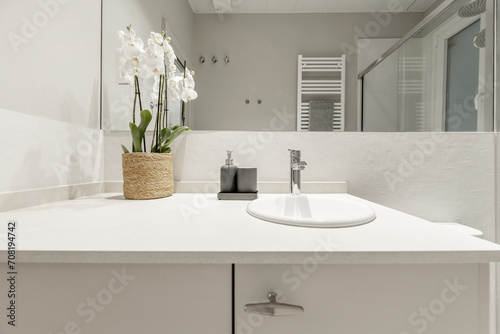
122,153 -> 174,200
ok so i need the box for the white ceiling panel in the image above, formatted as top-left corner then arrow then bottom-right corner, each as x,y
397,0 -> 424,11
323,0 -> 354,12
267,0 -> 298,13
407,0 -> 439,11
232,0 -> 267,13
188,0 -> 437,13
295,0 -> 326,13
188,0 -> 212,13
349,0 -> 387,12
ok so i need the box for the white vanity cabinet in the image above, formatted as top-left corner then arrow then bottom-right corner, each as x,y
3,264 -> 232,334
235,264 -> 490,334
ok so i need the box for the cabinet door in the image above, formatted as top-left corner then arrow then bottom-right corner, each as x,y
235,264 -> 486,334
1,263 -> 231,334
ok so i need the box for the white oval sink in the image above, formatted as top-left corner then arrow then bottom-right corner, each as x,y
247,195 -> 376,228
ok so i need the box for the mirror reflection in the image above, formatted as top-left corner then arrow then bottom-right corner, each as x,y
102,0 -> 495,132
360,0 -> 494,132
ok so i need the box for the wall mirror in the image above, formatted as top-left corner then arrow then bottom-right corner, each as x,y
102,0 -> 496,133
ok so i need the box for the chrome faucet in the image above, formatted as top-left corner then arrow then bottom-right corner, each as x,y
289,149 -> 307,195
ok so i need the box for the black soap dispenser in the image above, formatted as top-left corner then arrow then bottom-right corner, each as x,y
220,151 -> 237,193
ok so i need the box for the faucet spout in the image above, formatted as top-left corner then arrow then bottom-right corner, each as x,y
289,149 -> 307,195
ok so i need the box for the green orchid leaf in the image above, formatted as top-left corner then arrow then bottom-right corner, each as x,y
159,144 -> 172,153
151,143 -> 164,153
138,109 -> 152,135
129,122 -> 142,152
159,128 -> 172,145
128,110 -> 152,152
164,126 -> 190,149
121,145 -> 130,154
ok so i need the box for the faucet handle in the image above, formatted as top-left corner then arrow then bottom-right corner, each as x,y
292,161 -> 307,170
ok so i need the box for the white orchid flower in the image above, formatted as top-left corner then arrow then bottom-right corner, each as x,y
163,41 -> 177,63
117,26 -> 149,84
151,76 -> 161,101
179,68 -> 197,102
181,88 -> 198,102
117,27 -> 197,104
118,27 -> 136,46
166,76 -> 183,102
120,51 -> 149,84
118,27 -> 145,57
147,43 -> 165,60
145,57 -> 165,77
163,39 -> 174,53
184,78 -> 195,90
149,32 -> 164,46
183,70 -> 195,89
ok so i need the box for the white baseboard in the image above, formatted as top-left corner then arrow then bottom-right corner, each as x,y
0,182 -> 105,212
105,181 -> 347,194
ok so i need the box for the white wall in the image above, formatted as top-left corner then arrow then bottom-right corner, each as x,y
0,0 -> 103,200
101,0 -> 195,131
105,131 -> 496,241
191,13 -> 423,131
0,0 -> 101,128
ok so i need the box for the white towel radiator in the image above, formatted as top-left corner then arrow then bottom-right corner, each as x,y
297,55 -> 346,131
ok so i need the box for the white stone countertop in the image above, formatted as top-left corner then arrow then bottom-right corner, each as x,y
1,193 -> 500,264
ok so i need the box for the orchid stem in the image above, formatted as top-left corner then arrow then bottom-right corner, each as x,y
182,61 -> 187,126
163,76 -> 168,129
157,75 -> 163,151
135,76 -> 146,151
131,76 -> 139,151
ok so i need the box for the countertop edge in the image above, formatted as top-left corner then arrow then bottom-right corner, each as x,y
3,250 -> 500,265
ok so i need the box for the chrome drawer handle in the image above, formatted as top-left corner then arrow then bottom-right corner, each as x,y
243,292 -> 304,316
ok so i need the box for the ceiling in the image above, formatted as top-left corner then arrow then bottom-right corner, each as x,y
188,0 -> 438,14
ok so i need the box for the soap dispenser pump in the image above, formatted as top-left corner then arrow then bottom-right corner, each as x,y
220,151 -> 237,193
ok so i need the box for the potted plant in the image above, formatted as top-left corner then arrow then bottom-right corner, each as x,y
117,25 -> 197,199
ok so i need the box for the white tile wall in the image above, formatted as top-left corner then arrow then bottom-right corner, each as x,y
105,130 -> 496,240
406,133 -> 496,240
0,109 -> 104,194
